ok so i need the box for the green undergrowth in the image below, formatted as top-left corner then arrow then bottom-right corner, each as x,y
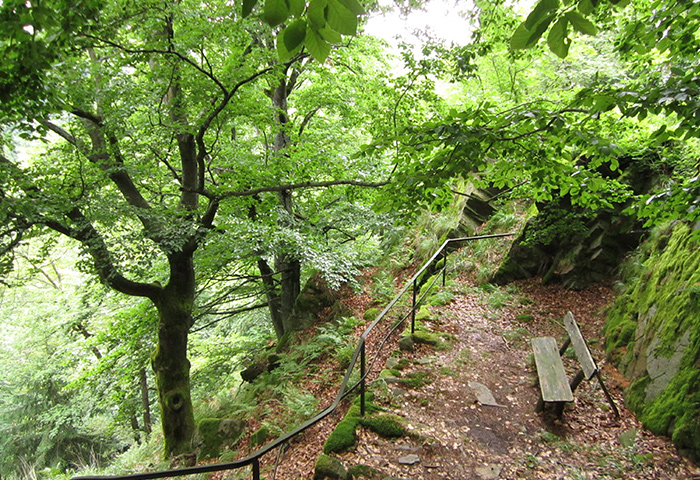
190,315 -> 366,458
604,222 -> 700,460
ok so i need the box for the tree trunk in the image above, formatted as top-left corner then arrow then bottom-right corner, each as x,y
140,367 -> 152,436
258,257 -> 285,340
261,71 -> 304,340
151,251 -> 196,457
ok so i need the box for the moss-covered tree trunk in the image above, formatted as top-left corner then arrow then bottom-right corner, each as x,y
151,250 -> 196,457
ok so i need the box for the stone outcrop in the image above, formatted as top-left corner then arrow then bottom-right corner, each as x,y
491,195 -> 643,289
604,222 -> 700,461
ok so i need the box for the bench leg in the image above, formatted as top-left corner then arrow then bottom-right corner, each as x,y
570,369 -> 585,393
553,401 -> 565,417
535,396 -> 545,413
595,371 -> 621,418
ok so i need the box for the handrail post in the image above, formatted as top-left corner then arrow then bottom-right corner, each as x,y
360,339 -> 366,417
252,458 -> 260,480
411,279 -> 417,334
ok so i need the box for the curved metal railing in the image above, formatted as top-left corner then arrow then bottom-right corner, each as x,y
72,232 -> 515,480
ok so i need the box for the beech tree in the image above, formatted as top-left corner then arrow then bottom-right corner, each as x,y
0,0 -> 376,457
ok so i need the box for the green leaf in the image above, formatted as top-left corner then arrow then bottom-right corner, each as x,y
289,0 -> 306,17
263,0 -> 290,27
547,17 -> 570,58
308,0 -> 328,29
305,25 -> 331,61
319,27 -> 343,44
242,0 -> 258,18
277,33 -> 300,61
577,0 -> 594,14
338,0 -> 365,16
283,19 -> 307,51
510,23 -> 534,49
510,15 -> 555,50
565,11 -> 597,35
326,0 -> 357,35
525,0 -> 559,30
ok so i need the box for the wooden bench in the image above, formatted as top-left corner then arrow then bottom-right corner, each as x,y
531,312 -> 619,417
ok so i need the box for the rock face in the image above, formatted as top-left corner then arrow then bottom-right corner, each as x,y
449,185 -> 503,237
604,222 -> 700,461
492,154 -> 659,290
492,195 -> 643,289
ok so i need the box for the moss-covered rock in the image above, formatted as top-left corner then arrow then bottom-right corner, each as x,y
359,414 -> 408,438
398,336 -> 414,352
196,418 -> 244,458
399,371 -> 432,388
604,222 -> 700,461
347,464 -> 381,479
323,395 -> 382,454
314,454 -> 349,480
493,187 -> 647,289
285,273 -> 339,335
196,418 -> 223,458
323,417 -> 360,454
411,330 -> 441,346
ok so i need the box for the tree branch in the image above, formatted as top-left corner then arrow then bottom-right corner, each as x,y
189,302 -> 270,333
81,34 -> 229,96
298,106 -> 321,138
44,208 -> 162,299
0,154 -> 161,299
195,65 -> 274,192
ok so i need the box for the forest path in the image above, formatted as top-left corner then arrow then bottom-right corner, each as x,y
268,277 -> 699,479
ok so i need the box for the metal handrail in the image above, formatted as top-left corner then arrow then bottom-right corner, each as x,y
72,232 -> 515,480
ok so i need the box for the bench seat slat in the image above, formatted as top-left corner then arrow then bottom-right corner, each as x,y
563,312 -> 598,380
531,337 -> 574,403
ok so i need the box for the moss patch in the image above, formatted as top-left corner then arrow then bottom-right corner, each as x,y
323,395 -> 383,454
323,417 -> 359,454
196,418 -> 245,459
363,307 -> 381,321
415,305 -> 432,321
399,371 -> 432,388
347,464 -> 381,479
197,418 -> 223,458
411,330 -> 441,346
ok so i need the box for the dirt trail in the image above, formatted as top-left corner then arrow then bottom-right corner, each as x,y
270,278 -> 700,479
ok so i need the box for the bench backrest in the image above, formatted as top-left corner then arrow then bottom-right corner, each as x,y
563,312 -> 598,380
